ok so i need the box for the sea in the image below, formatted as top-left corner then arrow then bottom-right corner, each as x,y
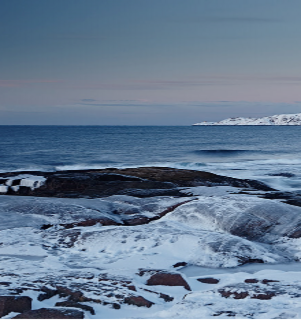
1,125 -> 301,192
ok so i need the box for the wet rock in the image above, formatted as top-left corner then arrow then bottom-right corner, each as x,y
2,167 -> 274,198
197,278 -> 219,284
55,301 -> 95,315
13,308 -> 84,319
0,296 -> 32,317
124,296 -> 154,308
146,272 -> 191,291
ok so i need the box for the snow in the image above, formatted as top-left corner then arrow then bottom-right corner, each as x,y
0,175 -> 46,192
193,113 -> 301,125
2,186 -> 301,318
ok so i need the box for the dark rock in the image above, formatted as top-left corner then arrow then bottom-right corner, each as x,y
238,258 -> 264,265
219,287 -> 277,300
41,224 -> 53,230
124,296 -> 154,308
261,279 -> 280,284
127,285 -> 137,291
244,279 -> 259,283
2,167 -> 274,199
55,301 -> 95,315
146,272 -> 191,291
197,278 -> 219,284
159,293 -> 174,302
219,289 -> 249,299
63,217 -> 119,229
55,286 -> 86,302
213,311 -> 236,317
267,172 -> 295,178
173,262 -> 187,268
13,308 -> 84,319
0,282 -> 11,286
142,288 -> 174,302
252,292 -> 276,300
37,286 -> 58,301
0,296 -> 32,317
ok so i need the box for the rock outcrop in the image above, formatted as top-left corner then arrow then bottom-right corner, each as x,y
0,296 -> 32,317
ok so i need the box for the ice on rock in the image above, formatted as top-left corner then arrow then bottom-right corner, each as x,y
0,174 -> 46,192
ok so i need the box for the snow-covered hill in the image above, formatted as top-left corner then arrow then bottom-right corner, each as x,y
193,113 -> 301,125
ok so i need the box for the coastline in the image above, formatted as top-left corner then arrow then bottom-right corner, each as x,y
1,167 -> 301,318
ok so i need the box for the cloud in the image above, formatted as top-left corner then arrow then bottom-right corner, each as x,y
72,74 -> 301,92
81,99 -> 98,102
0,79 -> 63,88
200,16 -> 281,23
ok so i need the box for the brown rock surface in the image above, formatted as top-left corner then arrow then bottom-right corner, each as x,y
13,308 -> 84,319
0,296 -> 32,317
146,272 -> 191,291
124,296 -> 154,308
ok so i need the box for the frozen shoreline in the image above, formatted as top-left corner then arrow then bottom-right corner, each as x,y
1,167 -> 301,318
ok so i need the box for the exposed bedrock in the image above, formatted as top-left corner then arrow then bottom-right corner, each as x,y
12,308 -> 84,319
0,296 -> 32,317
0,167 -> 274,198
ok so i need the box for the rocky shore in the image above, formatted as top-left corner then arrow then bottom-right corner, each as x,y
1,167 -> 301,318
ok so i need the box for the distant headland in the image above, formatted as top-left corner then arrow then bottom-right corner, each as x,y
193,113 -> 301,125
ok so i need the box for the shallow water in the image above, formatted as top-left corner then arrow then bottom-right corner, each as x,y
1,126 -> 301,191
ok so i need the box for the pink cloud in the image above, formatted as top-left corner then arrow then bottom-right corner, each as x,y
0,79 -> 63,88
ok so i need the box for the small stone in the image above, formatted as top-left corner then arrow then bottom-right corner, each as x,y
197,277 -> 219,284
173,262 -> 187,268
244,279 -> 259,283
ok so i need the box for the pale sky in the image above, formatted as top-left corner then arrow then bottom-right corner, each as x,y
1,0 -> 301,125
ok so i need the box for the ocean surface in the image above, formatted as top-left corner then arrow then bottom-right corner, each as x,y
1,125 -> 301,192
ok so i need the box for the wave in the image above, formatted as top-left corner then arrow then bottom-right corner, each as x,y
192,149 -> 277,157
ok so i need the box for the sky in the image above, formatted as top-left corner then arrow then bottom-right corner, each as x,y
1,0 -> 301,125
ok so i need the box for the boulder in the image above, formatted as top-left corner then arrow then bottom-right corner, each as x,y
13,308 -> 84,319
124,296 -> 154,308
146,272 -> 191,291
0,296 -> 32,317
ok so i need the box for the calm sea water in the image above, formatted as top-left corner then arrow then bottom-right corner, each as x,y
1,125 -> 301,191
